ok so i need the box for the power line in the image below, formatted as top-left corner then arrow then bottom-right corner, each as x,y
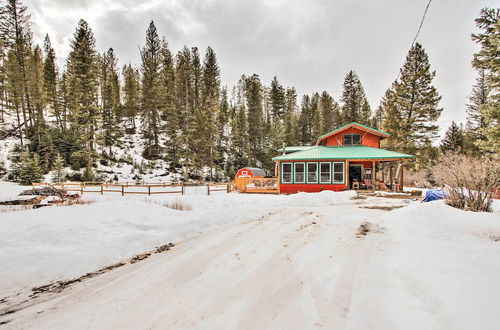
396,0 -> 433,80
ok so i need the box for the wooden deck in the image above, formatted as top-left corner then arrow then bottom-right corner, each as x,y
235,178 -> 280,194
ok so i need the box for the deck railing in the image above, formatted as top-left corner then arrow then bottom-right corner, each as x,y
235,177 -> 279,194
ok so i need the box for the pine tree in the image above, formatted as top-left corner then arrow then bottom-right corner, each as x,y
51,152 -> 66,182
7,143 -> 23,181
283,87 -> 298,146
465,69 -> 489,155
82,159 -> 95,182
174,46 -> 193,174
100,48 -> 121,156
269,76 -> 285,120
471,8 -> 500,153
230,104 -> 249,170
66,19 -> 99,158
380,43 -> 442,162
27,45 -> 45,143
0,0 -> 34,137
140,21 -> 162,159
19,151 -> 43,185
319,91 -> 341,134
310,92 -> 322,139
122,64 -> 140,130
440,121 -> 465,153
299,94 -> 312,144
43,34 -> 60,128
245,74 -> 264,165
201,46 -> 221,179
340,71 -> 371,125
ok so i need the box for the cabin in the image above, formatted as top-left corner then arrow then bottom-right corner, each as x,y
272,122 -> 415,194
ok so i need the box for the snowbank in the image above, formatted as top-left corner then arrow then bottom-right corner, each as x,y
354,201 -> 500,329
0,181 -> 29,202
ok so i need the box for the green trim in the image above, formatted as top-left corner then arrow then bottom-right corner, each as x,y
317,122 -> 390,140
272,146 -> 415,161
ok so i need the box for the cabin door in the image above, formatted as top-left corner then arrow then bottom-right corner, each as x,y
348,165 -> 363,188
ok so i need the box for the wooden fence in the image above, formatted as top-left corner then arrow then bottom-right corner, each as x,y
32,182 -> 233,196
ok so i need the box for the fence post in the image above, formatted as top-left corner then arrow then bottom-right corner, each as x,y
207,184 -> 210,196
121,185 -> 124,196
81,183 -> 84,195
182,184 -> 184,195
226,184 -> 229,193
100,184 -> 103,195
148,186 -> 151,196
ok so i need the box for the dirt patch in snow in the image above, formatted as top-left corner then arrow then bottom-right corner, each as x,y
356,222 -> 384,237
359,205 -> 405,211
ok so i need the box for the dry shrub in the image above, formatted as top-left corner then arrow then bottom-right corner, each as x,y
403,170 -> 431,188
60,198 -> 95,206
432,152 -> 500,212
148,199 -> 192,211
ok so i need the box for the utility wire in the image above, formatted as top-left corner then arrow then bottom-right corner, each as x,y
396,0 -> 433,80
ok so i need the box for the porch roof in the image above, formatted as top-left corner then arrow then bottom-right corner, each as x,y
272,146 -> 415,161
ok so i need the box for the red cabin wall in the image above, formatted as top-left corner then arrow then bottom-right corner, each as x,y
279,183 -> 347,194
324,127 -> 380,148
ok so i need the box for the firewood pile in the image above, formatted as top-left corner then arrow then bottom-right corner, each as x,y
20,186 -> 68,197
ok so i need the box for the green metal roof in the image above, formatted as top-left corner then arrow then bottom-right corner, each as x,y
277,146 -> 314,153
317,122 -> 390,140
272,146 -> 415,161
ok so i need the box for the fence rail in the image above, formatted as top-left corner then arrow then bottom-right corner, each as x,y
32,182 -> 233,196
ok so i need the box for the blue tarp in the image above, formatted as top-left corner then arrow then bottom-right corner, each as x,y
423,189 -> 444,202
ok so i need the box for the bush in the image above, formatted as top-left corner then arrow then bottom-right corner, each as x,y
403,170 -> 431,188
432,152 -> 500,212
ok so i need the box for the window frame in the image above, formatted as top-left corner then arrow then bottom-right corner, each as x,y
306,162 -> 319,184
332,161 -> 345,184
294,162 -> 306,184
319,162 -> 332,184
343,134 -> 362,146
281,162 -> 293,184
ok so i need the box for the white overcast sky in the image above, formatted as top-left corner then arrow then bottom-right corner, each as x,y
26,0 -> 498,137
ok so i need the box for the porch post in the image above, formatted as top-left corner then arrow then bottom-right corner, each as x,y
277,161 -> 281,195
346,160 -> 350,190
381,162 -> 385,183
399,160 -> 404,192
389,164 -> 394,191
372,161 -> 376,191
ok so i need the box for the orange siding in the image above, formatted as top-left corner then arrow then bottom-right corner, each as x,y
324,127 -> 380,148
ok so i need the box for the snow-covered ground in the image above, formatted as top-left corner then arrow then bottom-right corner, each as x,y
0,182 -> 499,329
0,186 -> 357,299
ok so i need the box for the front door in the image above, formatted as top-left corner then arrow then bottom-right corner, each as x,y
349,165 -> 362,188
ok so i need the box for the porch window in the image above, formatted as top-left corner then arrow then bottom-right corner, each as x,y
294,163 -> 305,183
307,163 -> 318,183
343,134 -> 361,146
320,162 -> 331,183
282,163 -> 292,183
333,162 -> 344,183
